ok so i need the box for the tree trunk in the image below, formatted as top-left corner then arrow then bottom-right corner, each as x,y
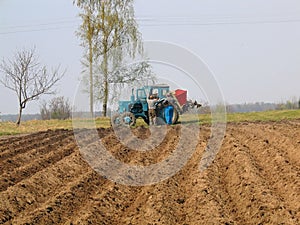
102,50 -> 109,117
89,39 -> 94,117
101,3 -> 108,118
16,106 -> 23,126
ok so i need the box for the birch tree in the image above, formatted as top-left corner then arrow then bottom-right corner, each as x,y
75,1 -> 99,116
74,0 -> 154,116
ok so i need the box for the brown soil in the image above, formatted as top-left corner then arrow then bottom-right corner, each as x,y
0,120 -> 299,224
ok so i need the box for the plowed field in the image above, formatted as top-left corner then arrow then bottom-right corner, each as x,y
0,120 -> 299,224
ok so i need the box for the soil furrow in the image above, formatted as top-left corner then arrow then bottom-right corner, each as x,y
0,151 -> 88,224
231,125 -> 300,223
216,126 -> 298,224
0,130 -> 72,153
15,171 -> 103,225
0,142 -> 77,192
65,127 -> 182,224
68,180 -> 131,224
0,131 -> 49,152
0,135 -> 74,176
0,130 -> 72,162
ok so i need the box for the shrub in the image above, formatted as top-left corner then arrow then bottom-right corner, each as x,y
40,97 -> 71,120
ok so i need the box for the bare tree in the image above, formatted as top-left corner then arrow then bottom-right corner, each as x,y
0,48 -> 65,125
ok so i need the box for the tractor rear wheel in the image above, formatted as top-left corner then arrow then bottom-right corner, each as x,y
157,103 -> 179,125
171,105 -> 179,124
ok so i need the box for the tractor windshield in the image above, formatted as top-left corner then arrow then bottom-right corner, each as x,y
136,89 -> 146,100
150,87 -> 169,98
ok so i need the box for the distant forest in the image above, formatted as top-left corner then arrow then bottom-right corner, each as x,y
227,99 -> 300,113
1,114 -> 41,122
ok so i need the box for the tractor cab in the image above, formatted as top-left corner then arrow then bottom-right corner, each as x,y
131,84 -> 171,113
115,84 -> 173,126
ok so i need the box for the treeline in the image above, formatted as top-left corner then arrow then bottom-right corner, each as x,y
1,114 -> 41,122
275,99 -> 300,110
227,99 -> 300,113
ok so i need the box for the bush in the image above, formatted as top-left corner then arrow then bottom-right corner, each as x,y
40,97 -> 71,120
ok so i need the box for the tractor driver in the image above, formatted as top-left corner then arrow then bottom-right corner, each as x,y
147,95 -> 158,125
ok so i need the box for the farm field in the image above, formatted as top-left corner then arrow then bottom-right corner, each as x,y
0,118 -> 299,224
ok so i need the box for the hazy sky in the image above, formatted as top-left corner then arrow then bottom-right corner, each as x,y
1,0 -> 300,114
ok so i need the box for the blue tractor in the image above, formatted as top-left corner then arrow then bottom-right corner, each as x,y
112,84 -> 180,126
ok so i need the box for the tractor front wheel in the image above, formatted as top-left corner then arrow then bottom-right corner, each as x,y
111,113 -> 122,126
121,112 -> 136,126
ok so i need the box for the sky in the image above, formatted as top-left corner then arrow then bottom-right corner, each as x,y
1,0 -> 300,114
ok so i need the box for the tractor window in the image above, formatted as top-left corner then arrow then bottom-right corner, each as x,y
137,89 -> 146,99
152,88 -> 159,95
161,89 -> 168,97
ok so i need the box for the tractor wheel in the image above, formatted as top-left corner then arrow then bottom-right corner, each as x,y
121,112 -> 136,126
111,113 -> 122,126
171,105 -> 179,124
158,103 -> 179,125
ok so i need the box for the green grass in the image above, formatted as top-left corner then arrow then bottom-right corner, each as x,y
0,117 -> 111,137
0,109 -> 300,137
180,109 -> 300,125
226,109 -> 300,123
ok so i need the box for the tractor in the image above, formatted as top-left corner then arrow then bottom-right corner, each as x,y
111,84 -> 194,126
